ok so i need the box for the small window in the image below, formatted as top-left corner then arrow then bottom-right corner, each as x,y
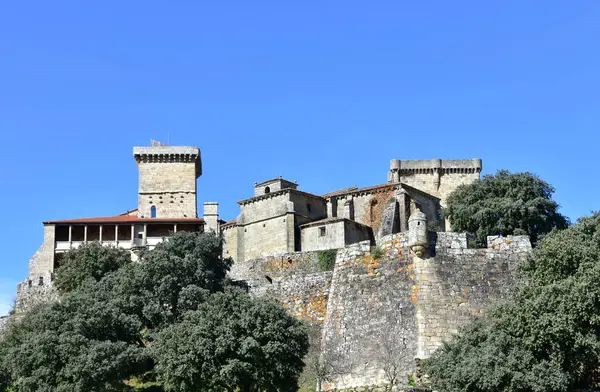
38,277 -> 44,286
319,227 -> 326,237
264,186 -> 270,194
151,205 -> 157,218
307,204 -> 312,213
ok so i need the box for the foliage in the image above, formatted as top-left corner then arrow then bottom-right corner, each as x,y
371,246 -> 384,260
153,288 -> 309,392
317,249 -> 338,271
54,242 -> 132,293
445,170 -> 569,246
422,212 -> 600,392
0,232 -> 308,392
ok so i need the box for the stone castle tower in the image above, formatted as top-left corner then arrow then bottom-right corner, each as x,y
134,144 -> 202,218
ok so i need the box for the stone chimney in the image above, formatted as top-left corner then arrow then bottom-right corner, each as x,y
203,202 -> 220,233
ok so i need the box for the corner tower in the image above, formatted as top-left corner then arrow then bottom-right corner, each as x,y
134,143 -> 202,218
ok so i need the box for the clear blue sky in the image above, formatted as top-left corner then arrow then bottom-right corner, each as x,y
1,1 -> 599,315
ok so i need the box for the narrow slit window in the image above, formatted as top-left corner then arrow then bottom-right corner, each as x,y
151,205 -> 157,218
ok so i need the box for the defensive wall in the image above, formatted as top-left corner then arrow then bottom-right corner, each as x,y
229,231 -> 531,389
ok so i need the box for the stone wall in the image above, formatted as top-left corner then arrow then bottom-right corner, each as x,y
301,220 -> 347,251
319,232 -> 531,390
413,233 -> 531,359
222,224 -> 238,260
321,236 -> 417,389
15,272 -> 57,314
333,187 -> 398,234
229,251 -> 333,324
137,162 -> 198,218
236,214 -> 295,261
389,159 -> 482,206
29,225 -> 56,276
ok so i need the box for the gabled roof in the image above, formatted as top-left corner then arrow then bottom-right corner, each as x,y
44,209 -> 205,225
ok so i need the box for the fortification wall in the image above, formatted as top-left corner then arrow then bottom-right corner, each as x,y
414,233 -> 530,359
320,232 -> 531,390
321,236 -> 418,389
229,251 -> 333,324
14,272 -> 57,314
29,225 -> 56,276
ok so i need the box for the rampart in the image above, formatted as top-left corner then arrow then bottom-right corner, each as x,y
229,231 -> 531,390
14,272 -> 57,314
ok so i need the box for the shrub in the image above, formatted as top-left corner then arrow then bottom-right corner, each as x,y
317,249 -> 337,271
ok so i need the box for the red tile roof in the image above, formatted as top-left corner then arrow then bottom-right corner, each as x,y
221,219 -> 237,227
44,210 -> 205,225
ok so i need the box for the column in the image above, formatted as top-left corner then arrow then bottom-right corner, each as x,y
99,225 -> 103,243
68,225 -> 72,248
115,225 -> 119,246
84,225 -> 88,243
174,223 -> 178,233
130,225 -> 135,247
143,224 -> 147,246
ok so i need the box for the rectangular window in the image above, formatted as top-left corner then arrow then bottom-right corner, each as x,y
319,227 -> 326,237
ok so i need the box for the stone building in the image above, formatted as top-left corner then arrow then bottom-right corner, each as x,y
222,158 -> 481,262
14,142 -> 223,313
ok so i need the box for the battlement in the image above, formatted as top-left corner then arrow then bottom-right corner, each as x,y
15,272 -> 56,313
388,158 -> 482,208
133,145 -> 202,177
390,158 -> 482,175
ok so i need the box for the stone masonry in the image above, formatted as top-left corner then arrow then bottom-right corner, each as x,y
134,145 -> 201,219
230,225 -> 531,390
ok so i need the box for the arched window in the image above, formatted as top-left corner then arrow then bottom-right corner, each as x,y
264,186 -> 270,194
151,205 -> 157,218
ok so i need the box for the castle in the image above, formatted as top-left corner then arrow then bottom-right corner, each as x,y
9,143 -> 531,389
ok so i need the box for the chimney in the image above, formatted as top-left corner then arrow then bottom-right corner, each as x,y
203,202 -> 220,233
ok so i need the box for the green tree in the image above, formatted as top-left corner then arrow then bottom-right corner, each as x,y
445,170 -> 569,246
1,231 -> 308,392
422,212 -> 600,392
54,242 -> 132,293
0,231 -> 232,391
154,288 -> 309,392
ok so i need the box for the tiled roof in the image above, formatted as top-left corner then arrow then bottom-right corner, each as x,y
222,219 -> 237,227
322,184 -> 396,198
44,210 -> 205,224
299,217 -> 371,229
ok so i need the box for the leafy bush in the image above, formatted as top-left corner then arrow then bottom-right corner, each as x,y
317,249 -> 338,271
445,170 -> 569,246
371,246 -> 384,260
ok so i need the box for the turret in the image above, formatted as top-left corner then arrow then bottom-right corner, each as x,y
408,208 -> 428,256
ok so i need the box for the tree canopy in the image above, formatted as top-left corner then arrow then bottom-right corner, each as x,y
154,289 -> 308,392
422,212 -> 600,392
445,170 -> 569,246
0,231 -> 308,392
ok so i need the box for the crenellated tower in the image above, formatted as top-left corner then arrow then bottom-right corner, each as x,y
134,144 -> 202,218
